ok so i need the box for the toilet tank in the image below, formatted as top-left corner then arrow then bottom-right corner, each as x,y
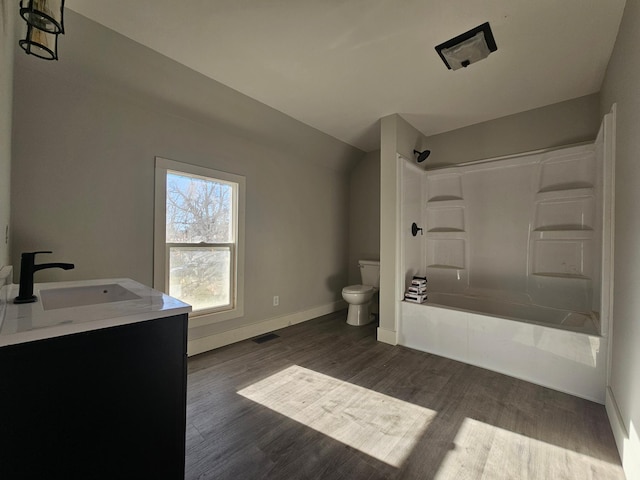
359,260 -> 380,288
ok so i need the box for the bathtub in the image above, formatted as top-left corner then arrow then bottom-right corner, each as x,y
422,292 -> 599,335
399,294 -> 607,403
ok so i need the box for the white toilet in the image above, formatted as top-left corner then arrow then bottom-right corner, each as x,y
342,260 -> 380,326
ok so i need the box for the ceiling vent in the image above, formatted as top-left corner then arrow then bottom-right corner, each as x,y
435,22 -> 497,70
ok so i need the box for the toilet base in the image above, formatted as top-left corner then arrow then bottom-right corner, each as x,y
346,303 -> 374,326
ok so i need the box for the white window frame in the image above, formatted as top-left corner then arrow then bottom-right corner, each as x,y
154,157 -> 245,326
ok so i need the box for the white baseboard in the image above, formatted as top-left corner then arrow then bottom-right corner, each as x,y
606,386 -> 640,480
377,327 -> 397,345
187,300 -> 347,356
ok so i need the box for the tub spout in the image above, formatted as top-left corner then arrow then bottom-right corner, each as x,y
14,251 -> 75,304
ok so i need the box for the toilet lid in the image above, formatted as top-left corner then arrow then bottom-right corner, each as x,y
343,285 -> 374,294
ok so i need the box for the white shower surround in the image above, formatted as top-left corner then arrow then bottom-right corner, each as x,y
398,112 -> 614,403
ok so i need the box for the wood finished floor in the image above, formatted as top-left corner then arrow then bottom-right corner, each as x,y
186,312 -> 624,480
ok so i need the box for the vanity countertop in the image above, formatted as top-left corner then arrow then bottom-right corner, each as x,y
0,278 -> 191,347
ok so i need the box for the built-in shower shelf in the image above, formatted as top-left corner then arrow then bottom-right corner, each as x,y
426,199 -> 465,208
427,195 -> 463,202
531,273 -> 591,280
425,232 -> 467,242
538,182 -> 594,193
427,228 -> 465,233
534,225 -> 593,231
427,264 -> 465,270
532,192 -> 595,234
535,187 -> 594,201
532,229 -> 594,240
425,172 -> 467,275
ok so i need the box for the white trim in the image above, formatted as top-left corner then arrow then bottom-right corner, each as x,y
603,105 -> 616,374
187,301 -> 347,356
394,154 -> 405,336
606,387 -> 640,480
600,106 -> 616,338
603,104 -> 637,480
376,327 -> 397,345
153,165 -> 167,290
156,157 -> 246,186
154,157 -> 246,326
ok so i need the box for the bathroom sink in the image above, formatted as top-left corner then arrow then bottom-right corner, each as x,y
40,284 -> 141,310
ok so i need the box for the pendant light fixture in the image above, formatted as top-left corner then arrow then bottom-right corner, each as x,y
19,0 -> 66,61
19,24 -> 60,60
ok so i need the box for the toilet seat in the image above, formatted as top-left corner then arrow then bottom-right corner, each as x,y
342,285 -> 374,295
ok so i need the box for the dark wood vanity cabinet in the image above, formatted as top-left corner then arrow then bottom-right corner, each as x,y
0,314 -> 188,480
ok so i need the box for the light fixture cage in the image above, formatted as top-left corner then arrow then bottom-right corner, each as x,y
20,0 -> 65,34
19,22 -> 60,60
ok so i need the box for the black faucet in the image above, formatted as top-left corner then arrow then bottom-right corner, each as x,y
14,251 -> 75,304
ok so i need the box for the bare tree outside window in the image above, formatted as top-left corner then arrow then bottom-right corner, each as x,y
166,174 -> 232,243
166,173 -> 235,312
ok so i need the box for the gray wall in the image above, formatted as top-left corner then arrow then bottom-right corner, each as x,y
379,114 -> 429,343
423,94 -> 601,168
600,0 -> 640,475
347,150 -> 380,285
11,12 -> 363,343
0,0 -> 16,268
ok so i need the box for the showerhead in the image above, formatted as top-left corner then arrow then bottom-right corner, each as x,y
414,149 -> 431,163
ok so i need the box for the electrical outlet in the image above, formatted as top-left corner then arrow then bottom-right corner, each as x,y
273,296 -> 279,307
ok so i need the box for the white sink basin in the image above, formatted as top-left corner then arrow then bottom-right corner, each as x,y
40,284 -> 141,310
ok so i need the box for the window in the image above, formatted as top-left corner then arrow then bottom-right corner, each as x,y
154,158 -> 245,325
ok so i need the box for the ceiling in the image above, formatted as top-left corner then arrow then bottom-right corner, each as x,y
66,0 -> 626,153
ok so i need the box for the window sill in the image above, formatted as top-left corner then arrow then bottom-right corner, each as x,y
188,305 -> 244,328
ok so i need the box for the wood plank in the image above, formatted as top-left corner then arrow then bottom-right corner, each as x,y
186,311 -> 624,480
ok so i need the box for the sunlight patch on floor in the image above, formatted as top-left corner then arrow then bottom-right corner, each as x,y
237,365 -> 436,467
434,417 -> 625,479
